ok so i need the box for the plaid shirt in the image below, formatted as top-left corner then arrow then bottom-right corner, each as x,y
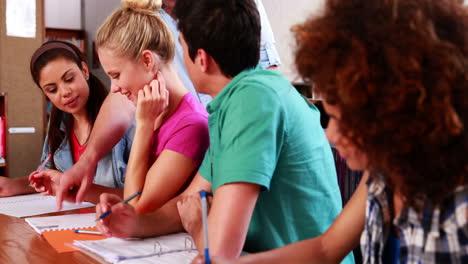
361,174 -> 468,263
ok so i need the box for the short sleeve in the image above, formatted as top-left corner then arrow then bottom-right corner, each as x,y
214,84 -> 285,190
163,114 -> 210,167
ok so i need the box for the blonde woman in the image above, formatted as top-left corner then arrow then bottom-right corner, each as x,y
39,0 -> 209,214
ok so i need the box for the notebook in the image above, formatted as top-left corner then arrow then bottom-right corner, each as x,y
25,213 -> 96,234
73,232 -> 197,263
0,193 -> 94,217
25,213 -> 106,253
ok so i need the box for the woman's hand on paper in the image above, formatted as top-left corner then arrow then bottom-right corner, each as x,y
56,158 -> 97,211
96,193 -> 138,238
136,71 -> 169,129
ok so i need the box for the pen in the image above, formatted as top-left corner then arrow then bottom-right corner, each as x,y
38,154 -> 52,171
200,190 -> 211,264
74,230 -> 102,235
95,190 -> 142,221
29,154 -> 52,187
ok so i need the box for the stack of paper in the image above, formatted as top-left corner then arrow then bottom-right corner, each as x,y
74,232 -> 198,263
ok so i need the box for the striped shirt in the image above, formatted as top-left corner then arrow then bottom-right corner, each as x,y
361,174 -> 468,263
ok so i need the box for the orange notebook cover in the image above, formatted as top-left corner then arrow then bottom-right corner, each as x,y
42,227 -> 106,253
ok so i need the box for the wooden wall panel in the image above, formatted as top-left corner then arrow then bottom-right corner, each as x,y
0,0 -> 45,178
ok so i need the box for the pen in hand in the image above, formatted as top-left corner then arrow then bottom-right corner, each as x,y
95,190 -> 142,221
38,154 -> 52,171
200,190 -> 211,264
29,153 -> 52,188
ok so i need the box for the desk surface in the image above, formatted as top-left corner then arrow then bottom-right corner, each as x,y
0,208 -> 101,264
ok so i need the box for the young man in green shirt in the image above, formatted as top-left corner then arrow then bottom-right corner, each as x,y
96,0 -> 352,262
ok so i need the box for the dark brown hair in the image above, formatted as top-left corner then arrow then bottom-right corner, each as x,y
294,0 -> 468,207
30,41 -> 108,169
173,0 -> 260,78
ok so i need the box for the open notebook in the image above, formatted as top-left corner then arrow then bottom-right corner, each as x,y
25,213 -> 106,253
73,232 -> 197,263
0,193 -> 94,217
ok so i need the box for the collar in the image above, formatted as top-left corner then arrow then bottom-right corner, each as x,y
206,64 -> 263,114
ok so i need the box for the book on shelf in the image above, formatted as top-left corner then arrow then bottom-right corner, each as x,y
0,116 -> 5,165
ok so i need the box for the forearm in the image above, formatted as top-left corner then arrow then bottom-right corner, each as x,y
124,122 -> 153,207
134,196 -> 184,237
12,176 -> 36,195
238,238 -> 334,264
85,184 -> 123,204
82,93 -> 135,164
239,173 -> 369,264
203,183 -> 260,258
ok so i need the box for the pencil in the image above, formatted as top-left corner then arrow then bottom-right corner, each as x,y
200,190 -> 211,264
95,190 -> 142,221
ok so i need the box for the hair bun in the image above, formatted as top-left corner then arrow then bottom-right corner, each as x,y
121,0 -> 162,11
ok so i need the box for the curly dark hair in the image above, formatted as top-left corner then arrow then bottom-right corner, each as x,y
294,0 -> 468,207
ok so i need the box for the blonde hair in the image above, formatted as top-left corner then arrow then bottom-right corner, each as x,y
96,0 -> 174,63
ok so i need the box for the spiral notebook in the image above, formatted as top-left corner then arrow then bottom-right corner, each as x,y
73,232 -> 197,263
25,213 -> 106,253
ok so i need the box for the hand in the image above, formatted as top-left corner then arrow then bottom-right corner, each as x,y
56,158 -> 96,210
177,192 -> 212,236
0,176 -> 31,197
96,193 -> 139,238
192,255 -> 238,264
29,169 -> 57,195
29,169 -> 79,201
136,71 -> 169,128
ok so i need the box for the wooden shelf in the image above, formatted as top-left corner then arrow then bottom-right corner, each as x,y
45,28 -> 86,55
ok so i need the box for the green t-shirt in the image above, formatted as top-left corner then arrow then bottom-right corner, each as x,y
200,65 -> 353,263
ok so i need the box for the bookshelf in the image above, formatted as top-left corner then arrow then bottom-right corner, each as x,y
45,28 -> 86,55
0,93 -> 7,177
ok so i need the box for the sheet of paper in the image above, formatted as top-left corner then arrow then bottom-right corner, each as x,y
43,227 -> 105,253
25,213 -> 96,234
118,251 -> 198,264
0,193 -> 94,217
6,0 -> 36,38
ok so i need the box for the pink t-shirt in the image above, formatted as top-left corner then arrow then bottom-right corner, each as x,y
149,93 -> 209,169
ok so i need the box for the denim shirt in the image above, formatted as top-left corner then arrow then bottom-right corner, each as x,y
39,117 -> 135,188
255,0 -> 282,68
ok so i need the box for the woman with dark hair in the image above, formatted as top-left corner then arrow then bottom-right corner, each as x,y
0,40 -> 134,203
193,0 -> 468,263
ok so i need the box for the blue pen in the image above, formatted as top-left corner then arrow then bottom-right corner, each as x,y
95,190 -> 142,221
200,190 -> 211,264
74,229 -> 102,235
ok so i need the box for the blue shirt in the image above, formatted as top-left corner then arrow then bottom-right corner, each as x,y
39,116 -> 135,188
362,173 -> 468,263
